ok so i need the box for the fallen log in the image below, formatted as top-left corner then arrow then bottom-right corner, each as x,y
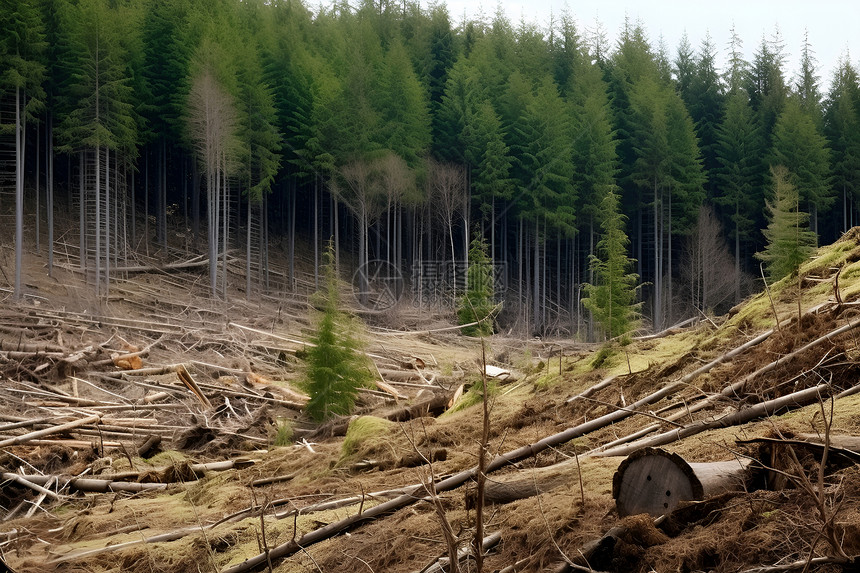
218,378 -> 694,572
2,473 -> 166,494
612,448 -> 754,517
738,433 -> 860,489
595,382 -> 837,458
0,415 -> 101,448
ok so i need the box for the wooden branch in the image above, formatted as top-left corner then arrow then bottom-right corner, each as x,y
1,473 -> 65,501
595,382 -> 837,457
0,415 -> 101,448
739,556 -> 855,572
176,364 -> 212,409
412,532 -> 502,573
2,473 -> 167,494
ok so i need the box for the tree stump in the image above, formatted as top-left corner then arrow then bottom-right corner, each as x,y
613,447 -> 753,517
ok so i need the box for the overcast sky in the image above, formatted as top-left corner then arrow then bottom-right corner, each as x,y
442,0 -> 859,92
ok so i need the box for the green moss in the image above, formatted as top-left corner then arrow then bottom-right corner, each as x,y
341,416 -> 395,458
444,378 -> 499,414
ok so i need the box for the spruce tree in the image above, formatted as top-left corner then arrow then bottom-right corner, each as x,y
770,97 -> 832,238
757,165 -> 817,282
458,234 -> 495,336
303,242 -> 373,422
583,188 -> 640,340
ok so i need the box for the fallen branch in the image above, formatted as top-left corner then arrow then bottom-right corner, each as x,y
412,532 -> 502,573
1,474 -> 65,501
0,415 -> 102,448
595,382 -> 837,457
739,556 -> 855,572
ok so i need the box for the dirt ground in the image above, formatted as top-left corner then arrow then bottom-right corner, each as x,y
2,225 -> 860,573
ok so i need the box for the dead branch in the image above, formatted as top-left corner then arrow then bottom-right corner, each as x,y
0,415 -> 102,448
595,382 -> 839,457
413,532 -> 502,573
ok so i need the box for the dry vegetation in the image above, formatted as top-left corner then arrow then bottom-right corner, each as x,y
3,228 -> 860,572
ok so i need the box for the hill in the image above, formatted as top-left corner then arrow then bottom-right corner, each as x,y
3,229 -> 860,573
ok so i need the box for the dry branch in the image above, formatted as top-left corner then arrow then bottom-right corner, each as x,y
595,382 -> 838,457
412,532 -> 502,573
0,415 -> 101,448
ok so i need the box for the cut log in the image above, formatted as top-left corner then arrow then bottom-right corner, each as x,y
612,448 -> 754,517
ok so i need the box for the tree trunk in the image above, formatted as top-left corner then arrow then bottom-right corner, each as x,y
95,145 -> 101,297
35,116 -> 40,253
533,221 -> 540,335
613,447 -> 754,517
47,116 -> 54,277
79,152 -> 85,273
313,176 -> 319,287
14,86 -> 22,300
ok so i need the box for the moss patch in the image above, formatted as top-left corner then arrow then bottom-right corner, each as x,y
341,416 -> 396,459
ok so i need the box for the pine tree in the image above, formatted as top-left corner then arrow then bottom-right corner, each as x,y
714,89 -> 764,296
770,97 -> 832,238
458,234 -> 495,336
303,242 -> 373,422
583,188 -> 640,340
757,165 -> 817,282
824,58 -> 860,232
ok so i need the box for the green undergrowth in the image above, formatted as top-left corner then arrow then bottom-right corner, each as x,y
340,416 -> 396,459
444,378 -> 498,414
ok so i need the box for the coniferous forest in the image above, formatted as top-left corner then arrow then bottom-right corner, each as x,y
2,0 -> 859,340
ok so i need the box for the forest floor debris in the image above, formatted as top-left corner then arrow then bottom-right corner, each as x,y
4,230 -> 860,571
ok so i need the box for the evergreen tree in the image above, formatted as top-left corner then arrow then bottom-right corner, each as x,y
823,58 -> 860,232
458,234 -> 495,336
303,242 -> 373,422
795,31 -> 822,125
714,89 -> 764,293
687,34 -> 725,198
757,165 -> 817,282
377,36 -> 431,168
770,97 -> 832,238
583,188 -> 639,340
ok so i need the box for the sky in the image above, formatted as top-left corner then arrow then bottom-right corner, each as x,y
442,0 -> 860,92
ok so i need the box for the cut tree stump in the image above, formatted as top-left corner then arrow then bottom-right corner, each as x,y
613,448 -> 754,517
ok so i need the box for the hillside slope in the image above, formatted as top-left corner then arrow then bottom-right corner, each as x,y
3,230 -> 860,572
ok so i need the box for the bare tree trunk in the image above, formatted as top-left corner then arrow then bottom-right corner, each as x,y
246,190 -> 252,301
95,145 -> 101,297
289,180 -> 295,291
79,152 -> 85,273
14,86 -> 22,300
144,149 -> 149,257
533,221 -> 540,335
105,147 -> 111,297
314,176 -> 319,288
47,116 -> 54,277
192,159 -> 200,250
161,140 -> 167,251
221,161 -> 229,298
35,117 -> 40,253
